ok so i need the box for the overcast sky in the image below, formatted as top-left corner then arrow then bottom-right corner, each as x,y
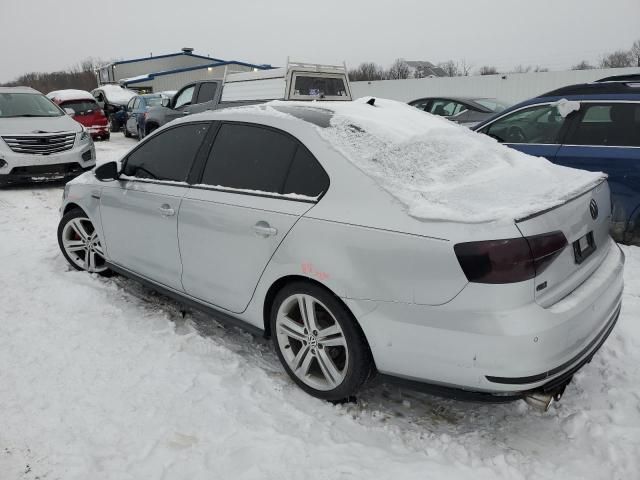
1,0 -> 638,82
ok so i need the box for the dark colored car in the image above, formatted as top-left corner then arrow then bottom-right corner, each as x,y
123,94 -> 167,139
474,75 -> 640,243
91,85 -> 136,133
409,97 -> 510,126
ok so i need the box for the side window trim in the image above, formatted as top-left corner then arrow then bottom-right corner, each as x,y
121,121 -> 213,186
191,120 -> 327,203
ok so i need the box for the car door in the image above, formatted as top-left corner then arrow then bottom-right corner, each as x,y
186,81 -> 220,114
125,98 -> 137,134
555,101 -> 640,238
99,122 -> 211,290
166,84 -> 196,122
178,122 -> 329,313
476,103 -> 570,160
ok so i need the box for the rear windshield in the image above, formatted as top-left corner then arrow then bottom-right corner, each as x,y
291,74 -> 349,100
62,100 -> 99,115
0,93 -> 63,118
144,96 -> 164,107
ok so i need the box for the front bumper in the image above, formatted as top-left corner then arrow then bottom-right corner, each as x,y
0,142 -> 95,186
346,238 -> 625,397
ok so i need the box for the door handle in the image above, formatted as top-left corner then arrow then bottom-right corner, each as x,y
253,221 -> 277,237
158,204 -> 175,216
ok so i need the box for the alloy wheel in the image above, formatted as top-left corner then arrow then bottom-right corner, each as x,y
61,217 -> 108,273
275,294 -> 349,391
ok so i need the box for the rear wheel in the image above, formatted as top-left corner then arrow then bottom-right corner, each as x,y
57,208 -> 111,276
271,282 -> 373,401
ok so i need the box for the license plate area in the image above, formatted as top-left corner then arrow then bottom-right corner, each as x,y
573,231 -> 596,264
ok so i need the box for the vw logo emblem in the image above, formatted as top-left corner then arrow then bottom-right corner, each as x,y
589,199 -> 599,220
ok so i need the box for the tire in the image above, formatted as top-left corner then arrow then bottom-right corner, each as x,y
57,208 -> 112,276
109,115 -> 120,132
104,133 -> 110,141
271,281 -> 373,401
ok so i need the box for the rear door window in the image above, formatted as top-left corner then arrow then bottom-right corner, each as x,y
195,83 -> 217,104
200,123 -> 297,193
481,104 -> 568,144
123,123 -> 210,182
283,145 -> 329,197
565,103 -> 640,147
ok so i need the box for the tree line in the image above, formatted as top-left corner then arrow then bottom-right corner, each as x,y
349,39 -> 640,81
1,58 -> 106,93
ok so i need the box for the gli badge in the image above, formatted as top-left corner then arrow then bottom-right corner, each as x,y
589,199 -> 599,220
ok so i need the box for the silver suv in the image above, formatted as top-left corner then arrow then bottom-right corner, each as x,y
57,100 -> 623,406
0,87 -> 95,186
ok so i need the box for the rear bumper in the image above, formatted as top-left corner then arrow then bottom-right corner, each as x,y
346,239 -> 625,397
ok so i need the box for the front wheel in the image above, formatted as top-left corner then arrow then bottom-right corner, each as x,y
57,208 -> 112,276
271,282 -> 373,401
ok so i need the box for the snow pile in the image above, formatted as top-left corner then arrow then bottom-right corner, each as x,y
99,84 -> 136,104
274,98 -> 606,223
46,89 -> 95,102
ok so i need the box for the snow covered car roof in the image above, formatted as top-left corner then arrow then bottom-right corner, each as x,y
94,84 -> 136,105
46,89 -> 96,103
214,98 -> 606,223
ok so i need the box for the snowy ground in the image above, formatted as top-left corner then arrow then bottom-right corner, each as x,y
0,134 -> 639,479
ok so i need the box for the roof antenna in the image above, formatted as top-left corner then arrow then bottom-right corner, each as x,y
366,97 -> 376,106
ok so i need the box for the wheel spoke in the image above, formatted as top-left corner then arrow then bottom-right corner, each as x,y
89,251 -> 97,271
317,324 -> 346,348
64,240 -> 86,253
278,315 -> 306,341
298,295 -> 318,332
71,219 -> 90,242
292,345 -> 312,375
93,242 -> 104,256
84,248 -> 90,269
316,349 -> 341,387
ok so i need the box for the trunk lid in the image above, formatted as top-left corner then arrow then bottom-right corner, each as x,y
515,179 -> 611,307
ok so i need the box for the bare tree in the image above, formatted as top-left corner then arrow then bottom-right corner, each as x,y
512,64 -> 531,73
387,58 -> 410,80
438,60 -> 459,77
348,62 -> 386,81
458,59 -> 473,76
478,65 -> 498,75
533,65 -> 549,72
0,57 -> 105,92
600,50 -> 634,68
572,60 -> 594,70
632,39 -> 640,67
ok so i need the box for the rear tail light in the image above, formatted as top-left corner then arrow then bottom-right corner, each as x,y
454,231 -> 567,284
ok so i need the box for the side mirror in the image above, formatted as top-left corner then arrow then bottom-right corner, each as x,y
64,108 -> 75,116
94,161 -> 120,182
161,97 -> 171,107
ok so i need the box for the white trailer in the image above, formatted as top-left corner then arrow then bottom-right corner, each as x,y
221,59 -> 352,103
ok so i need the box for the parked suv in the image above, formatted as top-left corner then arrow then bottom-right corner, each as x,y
0,87 -> 95,186
47,89 -> 110,140
474,75 -> 640,243
91,85 -> 136,133
143,80 -> 221,136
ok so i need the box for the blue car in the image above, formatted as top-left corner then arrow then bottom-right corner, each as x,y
474,75 -> 640,243
124,94 -> 167,140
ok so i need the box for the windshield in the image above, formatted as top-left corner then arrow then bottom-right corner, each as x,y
475,99 -> 511,112
0,93 -> 64,118
291,74 -> 349,99
61,100 -> 99,115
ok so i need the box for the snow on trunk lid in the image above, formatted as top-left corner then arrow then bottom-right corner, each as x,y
516,179 -> 612,307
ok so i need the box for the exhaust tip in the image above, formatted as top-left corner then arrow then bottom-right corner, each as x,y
523,386 -> 565,412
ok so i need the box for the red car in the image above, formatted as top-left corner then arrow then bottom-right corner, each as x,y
47,89 -> 110,140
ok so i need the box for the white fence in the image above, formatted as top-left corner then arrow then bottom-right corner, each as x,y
351,67 -> 640,105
